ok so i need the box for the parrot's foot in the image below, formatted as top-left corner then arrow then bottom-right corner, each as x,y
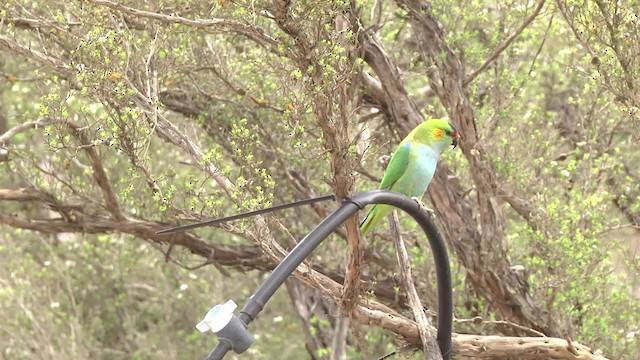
411,197 -> 435,220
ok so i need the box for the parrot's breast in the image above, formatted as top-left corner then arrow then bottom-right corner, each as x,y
391,143 -> 438,197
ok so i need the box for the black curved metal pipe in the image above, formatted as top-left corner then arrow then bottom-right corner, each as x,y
205,190 -> 453,360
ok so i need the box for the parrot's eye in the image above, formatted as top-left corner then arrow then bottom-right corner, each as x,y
444,130 -> 452,136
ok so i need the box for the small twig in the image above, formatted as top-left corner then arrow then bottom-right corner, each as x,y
376,344 -> 416,360
455,317 -> 547,337
389,210 -> 443,360
377,350 -> 397,360
357,164 -> 383,183
565,337 -> 579,356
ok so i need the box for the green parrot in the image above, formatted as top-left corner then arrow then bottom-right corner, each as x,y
359,118 -> 460,236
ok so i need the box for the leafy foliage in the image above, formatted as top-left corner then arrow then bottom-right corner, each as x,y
1,0 -> 639,359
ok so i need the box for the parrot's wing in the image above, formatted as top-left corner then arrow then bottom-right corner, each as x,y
379,142 -> 411,190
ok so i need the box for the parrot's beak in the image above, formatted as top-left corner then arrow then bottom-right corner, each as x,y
452,133 -> 460,149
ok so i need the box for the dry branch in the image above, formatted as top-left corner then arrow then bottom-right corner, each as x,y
342,216 -> 364,312
6,17 -> 82,30
0,210 -> 269,269
0,186 -> 406,307
452,334 -> 607,359
0,187 -> 59,204
0,118 -> 55,146
88,0 -> 279,48
67,122 -> 124,221
286,279 -> 334,360
0,34 -> 73,77
352,297 -> 607,359
389,211 -> 442,359
464,0 -> 547,86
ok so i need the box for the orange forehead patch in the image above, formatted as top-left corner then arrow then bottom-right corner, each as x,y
431,128 -> 445,140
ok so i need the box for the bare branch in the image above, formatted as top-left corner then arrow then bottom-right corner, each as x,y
389,211 -> 442,359
122,79 -> 238,200
352,304 -> 608,360
359,29 -> 423,135
87,0 -> 279,48
0,187 -> 408,308
270,0 -> 362,314
0,34 -> 73,77
450,333 -> 606,359
67,122 -> 124,221
464,0 -> 547,86
0,118 -> 54,146
7,17 -> 82,29
341,216 -> 363,312
329,316 -> 349,360
455,317 -> 547,337
286,279 -> 333,360
0,187 -> 58,204
0,210 -> 271,271
265,236 -> 607,359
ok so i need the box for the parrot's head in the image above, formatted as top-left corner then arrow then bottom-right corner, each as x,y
417,118 -> 461,152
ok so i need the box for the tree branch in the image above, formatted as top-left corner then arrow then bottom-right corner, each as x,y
7,17 -> 82,30
455,317 -> 547,338
270,0 -> 362,313
359,29 -> 424,135
286,278 -> 333,360
0,118 -> 55,146
124,82 -> 239,200
352,299 -> 607,359
329,315 -> 349,360
67,122 -> 124,221
357,3 -> 560,335
0,187 -> 59,204
0,34 -> 73,77
0,210 -> 272,270
389,211 -> 442,359
87,0 -> 279,48
0,186 -> 409,308
464,0 -> 547,86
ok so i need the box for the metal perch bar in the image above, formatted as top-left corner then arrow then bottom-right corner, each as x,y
159,190 -> 453,360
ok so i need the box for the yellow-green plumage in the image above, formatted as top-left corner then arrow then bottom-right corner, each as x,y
360,119 -> 460,236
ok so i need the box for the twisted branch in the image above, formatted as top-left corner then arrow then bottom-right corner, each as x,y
88,0 -> 279,48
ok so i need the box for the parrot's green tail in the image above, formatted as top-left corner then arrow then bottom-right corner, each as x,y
359,204 -> 394,236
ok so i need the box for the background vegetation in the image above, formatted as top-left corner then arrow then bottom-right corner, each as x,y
1,0 -> 639,359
